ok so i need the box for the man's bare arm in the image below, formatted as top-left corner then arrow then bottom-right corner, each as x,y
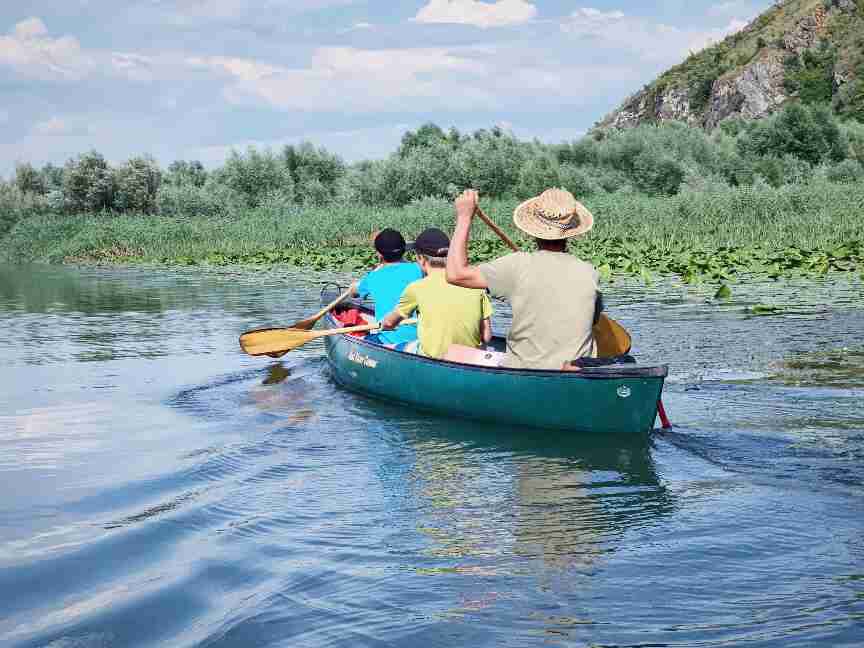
446,189 -> 488,290
380,310 -> 404,331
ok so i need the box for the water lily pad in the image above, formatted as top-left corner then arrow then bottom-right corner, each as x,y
747,304 -> 785,315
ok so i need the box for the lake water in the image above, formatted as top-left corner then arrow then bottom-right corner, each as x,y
1,263 -> 862,647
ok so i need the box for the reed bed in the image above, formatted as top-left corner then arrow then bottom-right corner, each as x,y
2,179 -> 862,283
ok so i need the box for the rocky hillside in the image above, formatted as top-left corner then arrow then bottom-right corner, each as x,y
598,0 -> 864,130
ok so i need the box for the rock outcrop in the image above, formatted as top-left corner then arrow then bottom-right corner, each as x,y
597,0 -> 863,131
704,52 -> 787,128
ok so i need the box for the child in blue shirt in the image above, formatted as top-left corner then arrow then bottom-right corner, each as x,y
351,229 -> 422,346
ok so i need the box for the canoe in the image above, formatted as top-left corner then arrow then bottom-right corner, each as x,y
322,302 -> 667,434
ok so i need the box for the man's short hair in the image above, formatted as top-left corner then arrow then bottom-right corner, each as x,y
420,254 -> 447,268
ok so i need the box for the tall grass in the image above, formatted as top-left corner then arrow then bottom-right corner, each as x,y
2,179 -> 862,266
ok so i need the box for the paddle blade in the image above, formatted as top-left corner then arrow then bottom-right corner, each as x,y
286,316 -> 317,331
594,314 -> 632,358
239,328 -> 318,356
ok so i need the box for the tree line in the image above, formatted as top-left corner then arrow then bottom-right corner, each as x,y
3,103 -> 864,230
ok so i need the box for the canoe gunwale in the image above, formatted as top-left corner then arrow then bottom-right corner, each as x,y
324,312 -> 668,380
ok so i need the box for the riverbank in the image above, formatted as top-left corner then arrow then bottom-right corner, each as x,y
1,180 -> 863,284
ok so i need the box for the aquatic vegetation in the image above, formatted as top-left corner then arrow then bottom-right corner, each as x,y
2,177 -> 862,285
149,237 -> 863,285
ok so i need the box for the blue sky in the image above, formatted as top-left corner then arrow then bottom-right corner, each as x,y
0,0 -> 773,175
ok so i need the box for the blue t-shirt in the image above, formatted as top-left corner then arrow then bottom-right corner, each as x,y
357,262 -> 423,345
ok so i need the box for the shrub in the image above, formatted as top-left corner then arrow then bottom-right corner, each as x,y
825,158 -> 864,182
632,149 -> 686,195
0,181 -> 50,237
397,123 -> 461,157
14,162 -> 46,195
216,147 -> 293,208
452,132 -> 525,197
783,45 -> 837,105
39,163 -> 64,193
558,163 -> 602,197
62,151 -> 114,212
114,156 -> 162,214
738,103 -> 847,165
283,142 -> 346,204
165,160 -> 207,187
515,154 -> 560,198
156,179 -> 245,218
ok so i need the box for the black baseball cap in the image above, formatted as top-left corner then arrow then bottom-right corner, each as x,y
374,229 -> 406,260
411,228 -> 450,257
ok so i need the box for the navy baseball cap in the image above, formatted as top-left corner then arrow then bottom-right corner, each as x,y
374,229 -> 407,258
411,228 -> 450,257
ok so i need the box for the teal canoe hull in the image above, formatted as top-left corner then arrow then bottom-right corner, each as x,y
323,314 -> 666,434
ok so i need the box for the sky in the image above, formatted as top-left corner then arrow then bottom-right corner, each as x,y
0,0 -> 774,175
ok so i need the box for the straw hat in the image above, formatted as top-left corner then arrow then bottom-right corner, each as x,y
513,188 -> 594,240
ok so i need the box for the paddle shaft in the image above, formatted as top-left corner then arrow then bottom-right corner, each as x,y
475,205 -> 520,252
305,318 -> 419,342
307,286 -> 354,326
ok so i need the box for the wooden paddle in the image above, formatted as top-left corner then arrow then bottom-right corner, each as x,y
240,319 -> 417,357
288,286 -> 354,332
242,286 -> 355,359
474,205 -> 631,358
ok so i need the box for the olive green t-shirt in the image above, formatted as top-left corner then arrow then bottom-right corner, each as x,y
479,251 -> 598,370
396,270 -> 493,359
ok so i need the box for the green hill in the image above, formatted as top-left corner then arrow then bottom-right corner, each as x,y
599,0 -> 864,129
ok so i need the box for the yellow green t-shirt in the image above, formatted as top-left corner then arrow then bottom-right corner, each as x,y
396,270 -> 493,359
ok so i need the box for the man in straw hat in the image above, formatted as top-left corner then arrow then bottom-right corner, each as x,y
446,188 -> 599,371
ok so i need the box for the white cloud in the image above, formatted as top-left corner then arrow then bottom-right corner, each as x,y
144,0 -> 359,23
565,7 -> 626,30
689,18 -> 750,52
32,117 -> 89,137
414,0 -> 537,28
185,43 -> 641,115
188,47 -> 490,111
14,17 -> 49,39
707,1 -> 756,17
0,17 -> 93,80
561,8 -> 750,61
110,53 -> 156,81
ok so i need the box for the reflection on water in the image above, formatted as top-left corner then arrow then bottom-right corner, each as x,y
0,264 -> 862,647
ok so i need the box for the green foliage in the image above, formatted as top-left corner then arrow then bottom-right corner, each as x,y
156,179 -> 245,218
825,158 -> 864,181
4,180 -> 863,289
397,123 -> 461,158
216,147 -> 293,208
113,156 -> 162,214
686,48 -> 728,111
282,142 -> 345,204
14,163 -> 46,195
62,151 -> 114,213
516,154 -> 560,199
452,131 -> 525,197
0,181 -> 50,238
3,104 -> 864,225
784,45 -> 837,104
165,160 -> 207,187
737,103 -> 847,165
